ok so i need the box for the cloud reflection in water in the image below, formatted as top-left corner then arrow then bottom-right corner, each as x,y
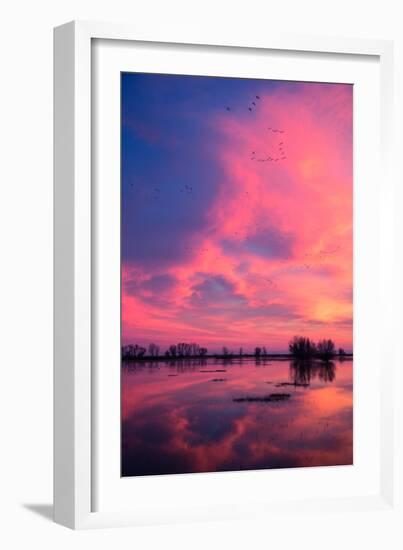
121,358 -> 353,476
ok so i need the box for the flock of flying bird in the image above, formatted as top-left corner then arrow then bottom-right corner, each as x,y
130,93 -> 287,201
126,92 -> 342,293
226,94 -> 287,163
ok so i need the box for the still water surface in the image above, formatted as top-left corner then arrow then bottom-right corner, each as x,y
122,358 -> 353,476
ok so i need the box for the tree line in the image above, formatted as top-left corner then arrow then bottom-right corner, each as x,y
121,342 -> 268,359
122,342 -> 208,359
122,337 -> 348,360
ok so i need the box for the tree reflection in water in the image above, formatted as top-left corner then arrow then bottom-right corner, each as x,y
289,359 -> 336,385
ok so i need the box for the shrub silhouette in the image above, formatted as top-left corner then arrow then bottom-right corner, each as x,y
316,339 -> 336,360
289,336 -> 336,360
288,336 -> 317,359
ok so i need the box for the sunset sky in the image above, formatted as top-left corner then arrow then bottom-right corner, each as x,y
121,73 -> 353,353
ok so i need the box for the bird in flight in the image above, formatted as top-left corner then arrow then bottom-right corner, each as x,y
226,106 -> 231,111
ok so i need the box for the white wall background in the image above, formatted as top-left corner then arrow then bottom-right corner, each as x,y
0,1 -> 401,548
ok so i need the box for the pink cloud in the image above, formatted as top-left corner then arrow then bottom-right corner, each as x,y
122,82 -> 353,352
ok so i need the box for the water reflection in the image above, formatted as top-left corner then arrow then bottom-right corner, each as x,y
121,358 -> 353,477
289,359 -> 336,385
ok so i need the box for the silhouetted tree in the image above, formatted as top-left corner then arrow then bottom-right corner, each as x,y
137,346 -> 146,358
316,339 -> 335,360
177,343 -> 186,357
121,345 -> 131,359
262,346 -> 267,356
122,344 -> 147,359
338,348 -> 346,356
169,344 -> 177,357
148,343 -> 159,357
190,343 -> 200,356
239,347 -> 243,356
199,347 -> 208,356
288,336 -> 316,359
222,346 -> 229,357
255,347 -> 262,357
175,342 -> 205,357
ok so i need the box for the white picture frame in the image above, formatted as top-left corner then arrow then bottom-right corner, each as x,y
54,20 -> 400,531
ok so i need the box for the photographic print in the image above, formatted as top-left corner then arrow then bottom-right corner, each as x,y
121,73 -> 353,477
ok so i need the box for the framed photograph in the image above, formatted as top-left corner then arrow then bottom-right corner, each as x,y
54,21 -> 399,530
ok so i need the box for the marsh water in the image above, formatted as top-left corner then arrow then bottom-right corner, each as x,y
121,358 -> 353,476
